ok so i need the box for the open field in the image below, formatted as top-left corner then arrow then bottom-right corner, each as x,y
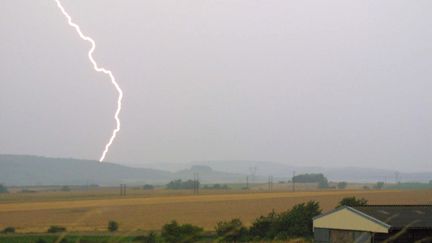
0,188 -> 431,233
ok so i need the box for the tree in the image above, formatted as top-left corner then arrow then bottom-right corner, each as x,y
215,218 -> 248,242
292,173 -> 329,188
143,184 -> 154,190
337,181 -> 347,189
166,180 -> 198,190
318,179 -> 329,188
275,201 -> 322,238
292,173 -> 327,183
375,181 -> 385,189
0,184 -> 8,193
108,220 -> 119,232
161,220 -> 203,243
337,196 -> 368,208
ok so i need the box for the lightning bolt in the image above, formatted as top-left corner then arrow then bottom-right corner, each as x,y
54,0 -> 123,162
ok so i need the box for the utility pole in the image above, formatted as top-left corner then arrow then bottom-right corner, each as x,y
193,173 -> 199,195
268,176 -> 270,191
197,173 -> 199,194
395,171 -> 401,185
246,176 -> 249,190
193,173 -> 196,194
292,171 -> 296,192
120,184 -> 126,196
249,166 -> 257,184
271,176 -> 273,192
268,176 -> 273,192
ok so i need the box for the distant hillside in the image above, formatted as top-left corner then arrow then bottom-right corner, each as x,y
143,160 -> 432,183
0,155 -> 249,186
174,165 -> 246,183
2,155 -> 431,186
191,161 -> 432,183
0,154 -> 173,186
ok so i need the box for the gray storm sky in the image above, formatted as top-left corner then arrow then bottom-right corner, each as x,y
1,0 -> 431,171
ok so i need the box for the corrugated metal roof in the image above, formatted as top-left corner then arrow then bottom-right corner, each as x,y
353,205 -> 432,229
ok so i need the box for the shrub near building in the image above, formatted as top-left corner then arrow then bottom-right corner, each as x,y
250,201 -> 321,240
161,220 -> 203,243
215,218 -> 249,242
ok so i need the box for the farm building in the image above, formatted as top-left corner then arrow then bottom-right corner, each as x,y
313,205 -> 432,243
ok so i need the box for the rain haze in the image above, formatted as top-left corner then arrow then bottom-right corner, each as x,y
1,0 -> 431,172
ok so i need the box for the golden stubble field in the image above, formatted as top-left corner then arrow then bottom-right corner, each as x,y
0,189 -> 431,233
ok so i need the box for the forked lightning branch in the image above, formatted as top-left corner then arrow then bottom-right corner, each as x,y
54,0 -> 123,162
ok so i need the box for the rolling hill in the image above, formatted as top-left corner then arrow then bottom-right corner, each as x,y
0,154 -> 248,186
0,154 -> 172,186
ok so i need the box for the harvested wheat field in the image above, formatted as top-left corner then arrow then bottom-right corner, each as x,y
0,189 -> 431,233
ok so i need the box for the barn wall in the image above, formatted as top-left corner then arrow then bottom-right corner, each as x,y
314,228 -> 371,243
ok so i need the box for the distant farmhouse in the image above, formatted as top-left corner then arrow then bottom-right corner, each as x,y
313,205 -> 432,243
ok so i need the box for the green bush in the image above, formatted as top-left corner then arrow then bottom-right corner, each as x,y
337,196 -> 368,208
275,201 -> 321,237
161,220 -> 203,243
108,220 -> 119,232
135,231 -> 158,243
337,181 -> 347,189
249,201 -> 321,240
2,226 -> 15,234
375,181 -> 384,189
47,225 -> 66,233
215,218 -> 248,242
249,210 -> 278,239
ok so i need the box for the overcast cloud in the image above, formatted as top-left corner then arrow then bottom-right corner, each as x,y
0,0 -> 431,171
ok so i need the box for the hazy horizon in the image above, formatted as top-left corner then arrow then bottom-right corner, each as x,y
1,0 -> 431,171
